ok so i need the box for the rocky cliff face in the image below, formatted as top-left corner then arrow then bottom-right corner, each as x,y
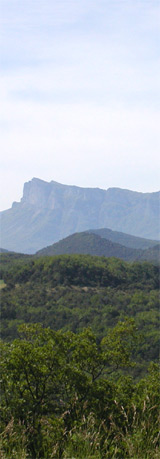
21,178 -> 106,210
1,178 -> 159,253
21,178 -> 59,209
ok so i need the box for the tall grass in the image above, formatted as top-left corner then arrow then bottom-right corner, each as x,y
1,400 -> 159,459
0,418 -> 28,458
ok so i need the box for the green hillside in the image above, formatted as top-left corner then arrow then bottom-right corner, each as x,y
1,253 -> 159,375
36,231 -> 142,260
36,231 -> 160,263
0,253 -> 159,458
89,228 -> 159,249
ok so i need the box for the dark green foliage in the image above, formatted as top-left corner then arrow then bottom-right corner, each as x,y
1,254 -> 159,379
0,324 -> 159,458
0,252 -> 32,279
1,253 -> 159,288
0,253 -> 160,457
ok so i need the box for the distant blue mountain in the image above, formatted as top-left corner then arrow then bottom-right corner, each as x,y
1,178 -> 159,254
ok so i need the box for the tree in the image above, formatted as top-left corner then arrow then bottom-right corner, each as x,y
1,320 -> 159,458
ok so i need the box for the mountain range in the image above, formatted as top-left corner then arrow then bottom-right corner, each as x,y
36,231 -> 160,263
1,178 -> 159,254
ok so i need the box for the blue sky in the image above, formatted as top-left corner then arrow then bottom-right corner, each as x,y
0,0 -> 160,210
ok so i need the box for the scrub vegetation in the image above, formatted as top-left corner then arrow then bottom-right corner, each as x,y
0,253 -> 159,458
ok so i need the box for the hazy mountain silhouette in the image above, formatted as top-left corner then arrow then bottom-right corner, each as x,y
1,178 -> 159,253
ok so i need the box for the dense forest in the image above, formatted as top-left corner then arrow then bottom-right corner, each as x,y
0,253 -> 159,458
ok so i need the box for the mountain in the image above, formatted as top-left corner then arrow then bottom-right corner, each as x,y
1,178 -> 159,254
87,228 -> 159,250
36,231 -> 160,263
36,231 -> 140,260
137,244 -> 160,263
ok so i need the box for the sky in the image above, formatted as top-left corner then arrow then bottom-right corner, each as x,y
0,0 -> 160,211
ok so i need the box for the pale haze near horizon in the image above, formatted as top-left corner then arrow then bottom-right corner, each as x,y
0,0 -> 160,211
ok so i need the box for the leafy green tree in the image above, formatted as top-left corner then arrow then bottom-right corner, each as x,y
0,320 -> 142,457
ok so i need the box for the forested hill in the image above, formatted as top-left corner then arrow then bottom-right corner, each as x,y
1,253 -> 159,290
1,177 -> 159,253
1,253 -> 159,373
36,231 -> 160,263
1,252 -> 159,457
36,232 -> 141,259
88,228 -> 159,249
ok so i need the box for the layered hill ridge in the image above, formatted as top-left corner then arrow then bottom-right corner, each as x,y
1,178 -> 159,253
87,228 -> 159,250
36,232 -> 139,260
36,231 -> 160,263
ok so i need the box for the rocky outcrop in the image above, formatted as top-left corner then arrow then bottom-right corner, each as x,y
1,178 -> 159,253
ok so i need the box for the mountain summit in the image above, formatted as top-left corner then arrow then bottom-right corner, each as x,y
1,178 -> 159,253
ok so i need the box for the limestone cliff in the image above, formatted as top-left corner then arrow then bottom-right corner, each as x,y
1,178 -> 159,253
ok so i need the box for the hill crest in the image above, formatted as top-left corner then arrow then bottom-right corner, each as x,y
36,231 -> 160,264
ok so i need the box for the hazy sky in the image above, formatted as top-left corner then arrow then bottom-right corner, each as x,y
0,0 -> 160,210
